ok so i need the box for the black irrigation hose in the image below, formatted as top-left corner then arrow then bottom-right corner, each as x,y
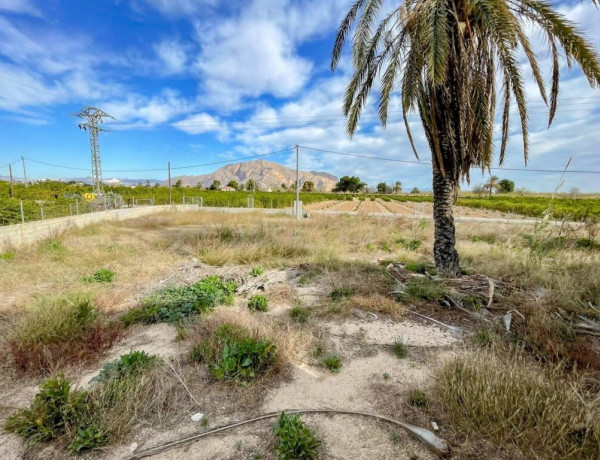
124,408 -> 450,459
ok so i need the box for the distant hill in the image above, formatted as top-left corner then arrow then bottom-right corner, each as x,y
167,159 -> 338,191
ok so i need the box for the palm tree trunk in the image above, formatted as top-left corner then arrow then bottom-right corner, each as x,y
432,165 -> 461,277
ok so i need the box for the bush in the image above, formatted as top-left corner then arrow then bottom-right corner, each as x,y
9,295 -> 121,374
1,251 -> 15,261
250,266 -> 264,277
4,376 -> 96,447
248,295 -> 268,312
122,275 -> 237,325
273,412 -> 320,460
436,353 -> 600,459
321,354 -> 342,373
82,268 -> 115,284
289,305 -> 310,323
474,329 -> 494,347
404,262 -> 436,275
190,324 -> 276,384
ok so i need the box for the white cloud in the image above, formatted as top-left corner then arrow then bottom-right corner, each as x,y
135,0 -> 218,16
102,89 -> 195,124
173,112 -> 225,134
0,0 -> 39,16
154,39 -> 188,75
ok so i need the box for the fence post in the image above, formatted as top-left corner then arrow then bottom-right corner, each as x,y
69,203 -> 73,215
40,205 -> 44,220
20,200 -> 25,223
76,200 -> 79,215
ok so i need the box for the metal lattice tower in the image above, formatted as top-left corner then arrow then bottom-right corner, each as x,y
74,107 -> 113,196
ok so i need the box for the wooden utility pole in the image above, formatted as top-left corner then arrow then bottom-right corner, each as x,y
168,161 -> 172,205
8,164 -> 14,198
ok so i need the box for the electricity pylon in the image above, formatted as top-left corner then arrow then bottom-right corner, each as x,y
74,107 -> 113,197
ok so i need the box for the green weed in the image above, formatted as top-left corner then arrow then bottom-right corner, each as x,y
321,354 -> 342,373
190,324 -> 276,384
409,389 -> 429,407
395,238 -> 422,251
248,295 -> 268,312
273,412 -> 320,460
392,339 -> 409,359
1,251 -> 15,261
398,278 -> 448,302
330,288 -> 353,302
289,305 -> 310,323
250,266 -> 264,277
121,275 -> 237,325
82,268 -> 115,284
474,329 -> 494,348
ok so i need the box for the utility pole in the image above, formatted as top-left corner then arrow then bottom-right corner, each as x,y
21,156 -> 28,188
8,163 -> 14,198
74,107 -> 113,198
295,145 -> 301,219
168,162 -> 172,205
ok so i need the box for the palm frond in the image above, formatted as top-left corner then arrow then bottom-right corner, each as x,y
331,0 -> 368,70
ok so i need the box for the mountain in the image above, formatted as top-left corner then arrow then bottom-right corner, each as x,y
167,159 -> 338,191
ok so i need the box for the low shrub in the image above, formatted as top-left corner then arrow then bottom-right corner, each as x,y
82,268 -> 115,284
190,324 -> 276,384
398,278 -> 448,302
122,275 -> 237,325
248,295 -> 268,312
250,266 -> 264,277
321,354 -> 342,373
436,352 -> 600,459
5,351 -> 179,454
273,412 -> 320,460
4,376 -> 96,448
289,305 -> 310,323
474,329 -> 494,347
8,295 -> 121,374
404,262 -> 437,275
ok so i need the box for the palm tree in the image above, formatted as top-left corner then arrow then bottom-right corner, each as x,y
483,175 -> 500,197
332,0 -> 600,276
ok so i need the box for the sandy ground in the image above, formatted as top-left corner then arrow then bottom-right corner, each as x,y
1,264 -> 462,460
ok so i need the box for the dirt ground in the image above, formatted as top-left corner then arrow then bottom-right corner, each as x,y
0,262 -> 464,460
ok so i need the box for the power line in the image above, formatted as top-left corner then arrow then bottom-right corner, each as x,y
22,147 -> 295,174
0,158 -> 21,169
299,146 -> 600,174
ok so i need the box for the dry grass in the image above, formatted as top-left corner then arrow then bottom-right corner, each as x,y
436,351 -> 600,459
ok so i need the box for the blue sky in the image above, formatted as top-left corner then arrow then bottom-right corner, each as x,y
0,0 -> 599,191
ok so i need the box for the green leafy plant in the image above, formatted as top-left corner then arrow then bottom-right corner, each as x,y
4,376 -> 93,447
82,268 -> 115,284
404,262 -> 437,275
392,339 -> 409,359
289,305 -> 310,323
95,351 -> 159,383
273,412 -> 320,460
250,266 -> 264,277
191,324 -> 276,384
121,275 -> 237,325
248,295 -> 268,312
68,424 -> 108,452
330,288 -> 352,302
321,354 -> 342,373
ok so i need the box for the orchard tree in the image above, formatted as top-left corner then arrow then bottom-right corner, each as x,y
227,180 -> 239,189
334,175 -> 366,193
497,179 -> 516,193
302,181 -> 315,192
209,180 -> 221,190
